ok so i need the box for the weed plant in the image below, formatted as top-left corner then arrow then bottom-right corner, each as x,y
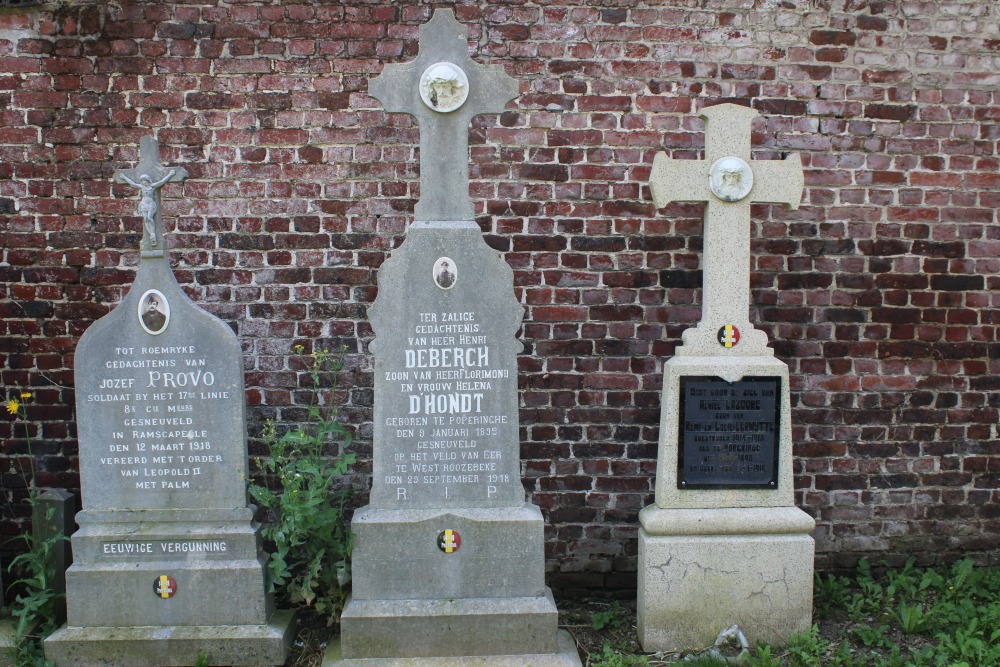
248,346 -> 355,625
3,390 -> 63,667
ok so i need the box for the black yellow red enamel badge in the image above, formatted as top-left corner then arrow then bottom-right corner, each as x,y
437,529 -> 461,553
154,575 -> 177,599
718,325 -> 740,348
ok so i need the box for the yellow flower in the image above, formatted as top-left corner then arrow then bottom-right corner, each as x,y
20,392 -> 31,399
5,399 -> 20,415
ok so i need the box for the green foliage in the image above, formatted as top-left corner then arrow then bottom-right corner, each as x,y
745,644 -> 782,667
4,390 -> 61,667
247,346 -> 355,624
851,621 -> 892,649
590,642 -> 647,667
889,600 -> 934,634
785,625 -> 829,667
193,654 -> 209,667
680,654 -> 728,667
591,601 -> 627,631
814,571 -> 852,619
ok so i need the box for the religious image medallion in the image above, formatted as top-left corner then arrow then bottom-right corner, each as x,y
709,156 -> 754,202
419,62 -> 469,113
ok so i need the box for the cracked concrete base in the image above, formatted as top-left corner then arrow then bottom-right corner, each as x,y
637,506 -> 815,652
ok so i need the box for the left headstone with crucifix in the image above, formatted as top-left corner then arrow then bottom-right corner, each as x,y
326,10 -> 581,667
637,104 -> 815,651
45,137 -> 294,667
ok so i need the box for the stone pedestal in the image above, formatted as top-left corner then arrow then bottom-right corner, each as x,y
332,505 -> 578,666
638,506 -> 814,650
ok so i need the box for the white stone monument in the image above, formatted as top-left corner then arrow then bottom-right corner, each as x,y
638,103 -> 816,651
325,10 -> 581,667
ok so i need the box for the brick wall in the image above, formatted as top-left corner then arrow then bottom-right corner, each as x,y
1,0 -> 998,594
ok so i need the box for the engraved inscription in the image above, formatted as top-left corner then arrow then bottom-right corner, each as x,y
377,308 -> 517,505
678,376 -> 780,488
87,344 -> 232,493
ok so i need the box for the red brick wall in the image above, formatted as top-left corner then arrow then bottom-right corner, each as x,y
1,0 -> 998,592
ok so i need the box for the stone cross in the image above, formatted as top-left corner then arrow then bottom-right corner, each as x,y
368,9 -> 518,222
113,136 -> 188,255
649,103 -> 804,355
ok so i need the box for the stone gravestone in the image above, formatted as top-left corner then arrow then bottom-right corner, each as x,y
33,489 -> 77,625
638,103 -> 816,650
45,137 -> 293,666
326,10 -> 581,667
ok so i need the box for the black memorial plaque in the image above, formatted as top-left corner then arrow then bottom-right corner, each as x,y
677,376 -> 781,489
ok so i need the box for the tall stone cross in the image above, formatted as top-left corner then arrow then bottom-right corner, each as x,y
113,136 -> 188,256
369,9 -> 518,222
649,103 -> 804,356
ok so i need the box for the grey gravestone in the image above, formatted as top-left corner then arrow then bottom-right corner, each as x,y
32,489 -> 76,626
326,10 -> 581,667
637,104 -> 815,651
45,137 -> 293,667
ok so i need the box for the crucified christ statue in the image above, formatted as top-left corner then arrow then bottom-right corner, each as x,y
118,169 -> 177,248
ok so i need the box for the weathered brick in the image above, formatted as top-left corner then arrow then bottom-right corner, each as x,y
0,0 -> 997,589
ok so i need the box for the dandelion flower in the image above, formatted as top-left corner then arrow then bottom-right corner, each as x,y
20,392 -> 31,399
5,399 -> 20,415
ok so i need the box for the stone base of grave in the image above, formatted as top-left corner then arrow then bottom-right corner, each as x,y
62,511 -> 275,628
637,505 -> 815,652
339,592 -> 561,658
44,610 -> 294,667
334,504 -> 580,665
325,628 -> 582,667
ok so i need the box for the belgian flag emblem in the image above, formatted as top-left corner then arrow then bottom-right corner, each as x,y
437,529 -> 461,553
153,575 -> 177,599
718,325 -> 740,348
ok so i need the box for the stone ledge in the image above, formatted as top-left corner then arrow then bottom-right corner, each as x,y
324,628 -> 582,667
43,610 -> 294,667
640,505 -> 816,536
339,592 -> 560,659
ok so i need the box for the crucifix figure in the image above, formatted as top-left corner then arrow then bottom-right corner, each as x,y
368,9 -> 518,222
649,103 -> 804,355
114,136 -> 188,254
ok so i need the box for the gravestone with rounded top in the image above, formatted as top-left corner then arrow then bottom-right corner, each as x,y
638,104 -> 815,651
44,137 -> 293,667
325,10 -> 581,667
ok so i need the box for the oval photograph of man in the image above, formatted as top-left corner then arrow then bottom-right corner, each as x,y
137,289 -> 170,335
433,257 -> 457,290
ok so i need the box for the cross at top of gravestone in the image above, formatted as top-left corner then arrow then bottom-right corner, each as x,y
649,103 -> 804,357
369,9 -> 519,222
114,136 -> 188,256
